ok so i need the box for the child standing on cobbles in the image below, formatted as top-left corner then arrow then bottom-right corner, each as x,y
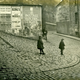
37,36 -> 45,55
59,39 -> 65,55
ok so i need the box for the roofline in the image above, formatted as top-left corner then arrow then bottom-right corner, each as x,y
0,3 -> 42,7
56,0 -> 63,7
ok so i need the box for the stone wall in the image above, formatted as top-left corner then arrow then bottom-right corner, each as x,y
0,0 -> 56,31
56,0 -> 79,36
56,0 -> 70,22
57,21 -> 70,34
78,5 -> 80,37
56,0 -> 71,35
69,5 -> 75,35
69,0 -> 76,35
42,5 -> 56,30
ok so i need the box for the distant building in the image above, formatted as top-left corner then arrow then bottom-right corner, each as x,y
43,5 -> 56,31
56,0 -> 80,37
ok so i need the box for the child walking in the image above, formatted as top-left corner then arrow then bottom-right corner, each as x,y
37,36 -> 45,55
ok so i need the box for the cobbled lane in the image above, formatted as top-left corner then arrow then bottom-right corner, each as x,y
0,31 -> 80,80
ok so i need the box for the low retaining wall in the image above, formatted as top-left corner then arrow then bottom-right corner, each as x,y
56,21 -> 70,35
46,22 -> 56,31
56,21 -> 77,36
0,30 -> 38,41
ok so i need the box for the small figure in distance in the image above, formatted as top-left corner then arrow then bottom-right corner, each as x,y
42,29 -> 48,40
37,36 -> 45,55
59,39 -> 65,55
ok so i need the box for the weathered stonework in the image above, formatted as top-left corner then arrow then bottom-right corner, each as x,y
56,0 -> 80,36
0,0 -> 57,31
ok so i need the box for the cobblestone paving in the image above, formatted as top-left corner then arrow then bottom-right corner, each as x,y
0,31 -> 80,80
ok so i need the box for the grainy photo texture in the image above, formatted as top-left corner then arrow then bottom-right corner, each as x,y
0,0 -> 80,80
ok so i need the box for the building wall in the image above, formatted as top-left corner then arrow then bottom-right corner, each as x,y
78,5 -> 80,37
56,5 -> 70,22
11,6 -> 22,34
0,6 -> 11,32
69,0 -> 76,35
46,22 -> 56,31
42,5 -> 56,31
0,5 -> 56,35
0,0 -> 57,32
57,21 -> 70,34
23,6 -> 42,36
56,0 -> 79,36
69,0 -> 80,37
0,5 -> 42,37
69,5 -> 75,35
56,0 -> 70,22
56,0 -> 70,35
43,5 -> 56,23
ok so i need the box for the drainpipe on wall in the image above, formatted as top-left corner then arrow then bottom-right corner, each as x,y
77,0 -> 80,37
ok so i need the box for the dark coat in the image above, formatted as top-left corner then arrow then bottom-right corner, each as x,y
37,40 -> 44,49
59,41 -> 65,49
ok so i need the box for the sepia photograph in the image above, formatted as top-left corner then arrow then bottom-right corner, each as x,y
0,0 -> 80,80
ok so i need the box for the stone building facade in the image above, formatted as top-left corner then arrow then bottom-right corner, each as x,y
0,0 -> 57,35
0,4 -> 42,37
56,0 -> 80,37
42,5 -> 56,31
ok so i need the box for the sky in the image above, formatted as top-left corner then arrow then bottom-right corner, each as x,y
52,0 -> 62,6
56,0 -> 62,3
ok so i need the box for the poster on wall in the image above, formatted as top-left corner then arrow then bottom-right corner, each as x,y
11,6 -> 22,34
0,4 -> 42,36
1,0 -> 80,80
0,6 -> 11,32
